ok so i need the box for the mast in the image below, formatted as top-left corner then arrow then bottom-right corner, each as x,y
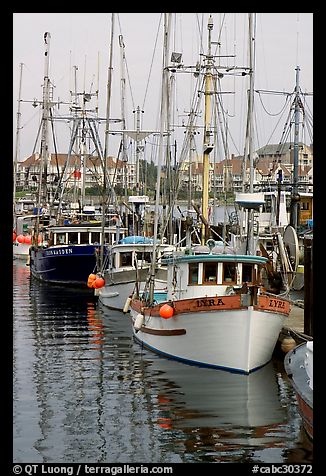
134,106 -> 143,194
290,65 -> 300,230
247,13 -> 256,255
34,32 -> 52,244
148,12 -> 171,303
201,15 -> 214,245
14,62 -> 24,218
119,34 -> 129,197
100,13 -> 115,269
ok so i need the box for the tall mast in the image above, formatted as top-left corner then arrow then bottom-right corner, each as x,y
119,34 -> 128,195
14,62 -> 24,217
247,13 -> 256,255
148,12 -> 171,303
201,15 -> 214,245
100,13 -> 115,269
290,65 -> 300,230
34,32 -> 52,244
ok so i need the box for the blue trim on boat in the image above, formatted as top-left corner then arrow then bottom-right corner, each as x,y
133,333 -> 266,375
162,254 -> 268,265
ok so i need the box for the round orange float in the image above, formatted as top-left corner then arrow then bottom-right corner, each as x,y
159,303 -> 174,319
93,277 -> 105,289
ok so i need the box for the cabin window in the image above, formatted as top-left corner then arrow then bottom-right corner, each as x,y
120,252 -> 133,267
80,232 -> 89,244
203,263 -> 218,284
188,263 -> 199,285
68,232 -> 78,244
91,232 -> 100,244
242,264 -> 253,283
56,233 -> 66,245
136,251 -> 152,264
223,263 -> 236,283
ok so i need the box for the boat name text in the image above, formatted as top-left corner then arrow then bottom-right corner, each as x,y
196,298 -> 225,307
45,248 -> 73,256
268,298 -> 286,309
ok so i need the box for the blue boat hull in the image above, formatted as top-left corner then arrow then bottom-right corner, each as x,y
29,244 -> 106,287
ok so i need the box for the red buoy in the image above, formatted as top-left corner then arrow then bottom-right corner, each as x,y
93,277 -> 105,289
17,235 -> 25,243
24,235 -> 32,244
13,232 -> 17,242
159,303 -> 174,319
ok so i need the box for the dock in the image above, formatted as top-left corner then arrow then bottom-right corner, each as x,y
279,303 -> 312,345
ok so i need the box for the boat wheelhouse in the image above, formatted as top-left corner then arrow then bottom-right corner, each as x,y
98,236 -> 174,310
29,222 -> 127,287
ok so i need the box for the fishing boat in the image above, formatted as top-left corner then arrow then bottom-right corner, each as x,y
98,235 -> 174,311
29,220 -> 126,287
28,29 -> 128,287
128,14 -> 291,374
284,341 -> 313,440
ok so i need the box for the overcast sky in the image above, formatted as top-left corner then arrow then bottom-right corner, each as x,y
13,13 -> 313,163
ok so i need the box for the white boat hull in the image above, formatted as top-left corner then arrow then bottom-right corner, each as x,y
99,278 -> 167,311
13,242 -> 30,260
130,306 -> 285,374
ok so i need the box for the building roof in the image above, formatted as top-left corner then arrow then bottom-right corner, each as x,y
18,153 -> 123,169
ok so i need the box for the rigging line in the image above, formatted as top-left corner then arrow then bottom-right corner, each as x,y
117,13 -> 135,111
257,91 -> 292,116
20,108 -> 41,129
195,13 -> 205,56
49,109 -> 60,180
214,80 -> 241,156
141,13 -> 163,111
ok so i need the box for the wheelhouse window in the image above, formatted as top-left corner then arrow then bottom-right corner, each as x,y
120,252 -> 133,267
242,264 -> 253,283
91,232 -> 100,244
56,233 -> 66,245
135,251 -> 152,264
80,232 -> 89,244
203,263 -> 218,284
223,263 -> 236,283
68,232 -> 78,244
188,263 -> 199,285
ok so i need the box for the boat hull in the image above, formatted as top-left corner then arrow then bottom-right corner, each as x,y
29,244 -> 104,287
284,342 -> 313,440
99,267 -> 167,311
130,299 -> 286,374
13,242 -> 30,259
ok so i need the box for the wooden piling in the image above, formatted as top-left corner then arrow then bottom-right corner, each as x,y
304,236 -> 313,337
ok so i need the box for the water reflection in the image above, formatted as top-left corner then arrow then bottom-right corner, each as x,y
13,261 -> 312,463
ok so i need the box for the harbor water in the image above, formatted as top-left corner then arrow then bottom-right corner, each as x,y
13,259 -> 312,464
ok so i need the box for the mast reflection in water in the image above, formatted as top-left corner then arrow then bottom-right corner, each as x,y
13,260 -> 312,463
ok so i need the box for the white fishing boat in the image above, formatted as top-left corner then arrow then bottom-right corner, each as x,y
284,340 -> 313,440
128,14 -> 291,374
98,236 -> 174,311
130,241 -> 290,373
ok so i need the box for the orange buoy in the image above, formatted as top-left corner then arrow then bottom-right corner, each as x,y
13,232 -> 17,242
159,303 -> 174,319
87,273 -> 97,288
17,235 -> 25,243
24,235 -> 32,244
93,277 -> 105,289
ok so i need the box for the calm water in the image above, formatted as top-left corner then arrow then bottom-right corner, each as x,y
13,260 -> 312,464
